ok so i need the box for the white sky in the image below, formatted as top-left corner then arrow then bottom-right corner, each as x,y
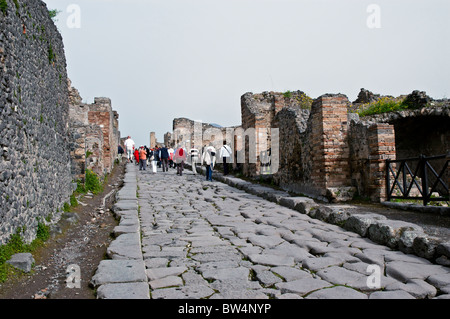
42,0 -> 450,147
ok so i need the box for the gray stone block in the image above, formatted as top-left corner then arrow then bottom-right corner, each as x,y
305,286 -> 368,299
91,260 -> 147,288
97,282 -> 150,299
275,278 -> 333,296
344,213 -> 387,237
6,253 -> 35,273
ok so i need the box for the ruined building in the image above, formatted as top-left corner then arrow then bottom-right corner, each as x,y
68,82 -> 120,180
169,89 -> 449,204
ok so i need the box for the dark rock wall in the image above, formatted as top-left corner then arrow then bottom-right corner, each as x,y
0,0 -> 72,244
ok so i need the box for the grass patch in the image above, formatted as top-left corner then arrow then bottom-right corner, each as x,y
0,0 -> 7,15
356,97 -> 407,117
0,221 -> 50,283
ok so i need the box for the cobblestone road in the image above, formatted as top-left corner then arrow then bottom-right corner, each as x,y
91,163 -> 450,299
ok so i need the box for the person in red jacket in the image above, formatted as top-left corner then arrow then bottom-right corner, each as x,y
134,148 -> 140,165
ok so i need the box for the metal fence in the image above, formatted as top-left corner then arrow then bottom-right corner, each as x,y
386,154 -> 449,206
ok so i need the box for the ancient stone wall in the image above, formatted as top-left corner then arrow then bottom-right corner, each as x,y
0,0 -> 72,244
172,117 -> 237,153
240,91 -> 312,176
241,91 -> 400,202
348,119 -> 396,201
88,97 -> 119,174
68,84 -> 120,179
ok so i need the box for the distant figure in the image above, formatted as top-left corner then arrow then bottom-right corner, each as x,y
124,136 -> 135,163
134,148 -> 140,165
118,145 -> 124,162
219,141 -> 232,175
202,144 -> 216,182
174,146 -> 187,176
150,148 -> 157,174
139,147 -> 147,171
190,147 -> 199,175
168,147 -> 175,168
160,145 -> 169,172
155,146 -> 161,168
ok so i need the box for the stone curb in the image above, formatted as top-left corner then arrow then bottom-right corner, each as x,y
190,164 -> 450,266
91,164 -> 149,299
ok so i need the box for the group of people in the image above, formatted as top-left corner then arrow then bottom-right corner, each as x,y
121,136 -> 233,181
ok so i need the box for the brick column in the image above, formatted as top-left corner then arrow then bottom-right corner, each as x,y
368,123 -> 396,201
310,94 -> 351,197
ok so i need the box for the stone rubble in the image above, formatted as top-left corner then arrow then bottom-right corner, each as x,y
91,163 -> 450,299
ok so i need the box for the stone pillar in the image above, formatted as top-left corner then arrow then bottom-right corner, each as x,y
88,98 -> 115,174
310,94 -> 353,201
150,132 -> 156,149
368,123 -> 396,202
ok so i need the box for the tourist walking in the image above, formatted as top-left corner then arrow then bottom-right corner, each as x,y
190,147 -> 199,175
168,146 -> 174,168
155,146 -> 161,168
150,148 -> 157,173
124,136 -> 135,163
219,141 -> 232,175
134,147 -> 140,165
160,145 -> 169,172
174,146 -> 187,176
139,146 -> 147,171
202,144 -> 216,182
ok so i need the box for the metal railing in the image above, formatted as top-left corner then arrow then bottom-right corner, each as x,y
386,154 -> 449,206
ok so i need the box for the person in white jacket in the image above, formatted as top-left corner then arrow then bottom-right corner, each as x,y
124,136 -> 135,163
219,141 -> 232,176
190,148 -> 199,175
202,144 -> 216,181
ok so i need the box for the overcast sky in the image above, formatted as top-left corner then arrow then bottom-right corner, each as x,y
42,0 -> 450,147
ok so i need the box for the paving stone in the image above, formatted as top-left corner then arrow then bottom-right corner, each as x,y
248,254 -> 295,267
369,290 -> 415,299
113,224 -> 140,236
96,282 -> 150,299
146,266 -> 188,281
277,293 -> 303,299
316,266 -> 374,291
107,232 -> 142,260
201,267 -> 250,282
247,234 -> 285,248
149,275 -> 183,289
385,261 -> 450,282
305,286 -> 368,299
385,278 -> 437,299
275,278 -> 333,296
210,289 -> 269,299
426,273 -> 450,290
145,258 -> 169,268
254,269 -> 284,287
91,260 -> 147,288
112,200 -> 138,212
271,267 -> 313,281
302,257 -> 345,272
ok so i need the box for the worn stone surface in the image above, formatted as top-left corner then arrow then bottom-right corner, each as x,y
96,282 -> 150,299
92,164 -> 450,299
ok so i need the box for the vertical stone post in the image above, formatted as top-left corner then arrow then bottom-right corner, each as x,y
309,94 -> 352,200
368,123 -> 396,202
150,132 -> 156,148
88,97 -> 115,174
